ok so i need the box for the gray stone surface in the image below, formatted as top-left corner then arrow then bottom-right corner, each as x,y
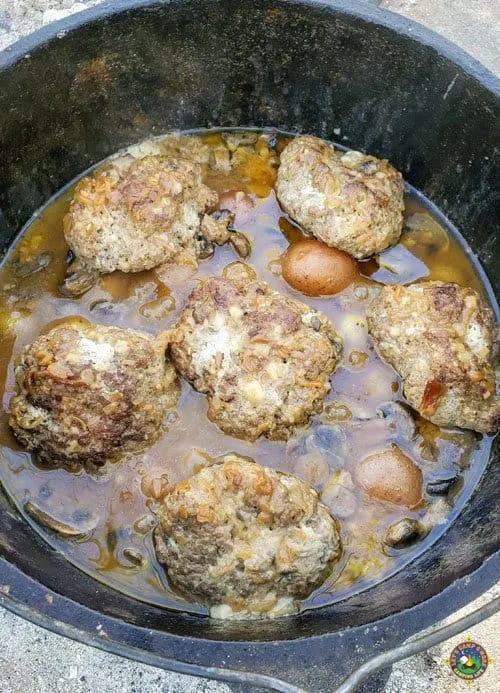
0,1 -> 498,691
379,0 -> 500,75
0,606 -> 231,693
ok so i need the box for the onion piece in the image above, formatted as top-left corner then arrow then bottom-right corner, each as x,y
404,212 -> 450,254
371,244 -> 429,285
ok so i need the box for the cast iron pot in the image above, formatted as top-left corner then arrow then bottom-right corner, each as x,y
0,1 -> 498,691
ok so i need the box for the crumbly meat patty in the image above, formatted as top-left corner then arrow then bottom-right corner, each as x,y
63,151 -> 232,275
9,322 -> 179,469
276,136 -> 404,259
168,270 -> 343,440
154,454 -> 342,618
367,282 -> 499,433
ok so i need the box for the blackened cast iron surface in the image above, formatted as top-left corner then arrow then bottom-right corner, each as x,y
0,1 -> 498,690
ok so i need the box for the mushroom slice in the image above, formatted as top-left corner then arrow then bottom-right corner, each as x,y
24,501 -> 96,539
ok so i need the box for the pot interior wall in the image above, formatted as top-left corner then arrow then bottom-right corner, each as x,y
0,0 -> 498,644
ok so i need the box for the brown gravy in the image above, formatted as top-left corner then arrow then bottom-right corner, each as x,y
0,130 -> 493,614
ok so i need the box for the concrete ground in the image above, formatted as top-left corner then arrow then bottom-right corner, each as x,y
0,1 -> 498,691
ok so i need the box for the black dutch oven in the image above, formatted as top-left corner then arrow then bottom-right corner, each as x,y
0,2 -> 498,691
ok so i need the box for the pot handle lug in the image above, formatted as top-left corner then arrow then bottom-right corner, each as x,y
333,596 -> 500,693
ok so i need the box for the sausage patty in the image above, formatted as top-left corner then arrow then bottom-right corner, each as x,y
168,269 -> 343,440
9,321 -> 179,469
276,135 -> 404,259
64,147 -> 233,276
154,454 -> 342,618
367,281 -> 499,433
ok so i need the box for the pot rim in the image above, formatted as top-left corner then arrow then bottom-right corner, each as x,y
0,1 -> 498,688
0,552 -> 498,690
1,0 -> 499,91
